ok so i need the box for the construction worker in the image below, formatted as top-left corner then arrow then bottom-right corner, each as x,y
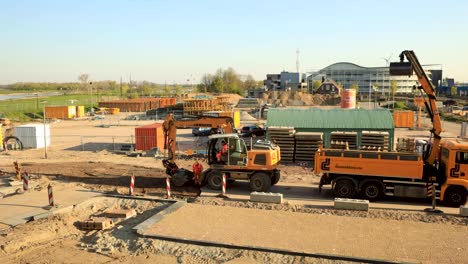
216,140 -> 228,163
192,159 -> 203,185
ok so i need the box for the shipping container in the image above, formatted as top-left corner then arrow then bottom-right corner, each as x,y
14,124 -> 51,149
205,110 -> 241,128
393,111 -> 414,128
75,106 -> 85,118
45,106 -> 76,119
135,123 -> 164,151
107,108 -> 120,115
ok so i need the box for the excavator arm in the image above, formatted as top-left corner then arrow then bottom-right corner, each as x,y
390,50 -> 442,166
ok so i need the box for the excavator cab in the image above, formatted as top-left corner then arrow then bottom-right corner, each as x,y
207,134 -> 248,166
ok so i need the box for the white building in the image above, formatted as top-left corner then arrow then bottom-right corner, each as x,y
307,62 -> 442,95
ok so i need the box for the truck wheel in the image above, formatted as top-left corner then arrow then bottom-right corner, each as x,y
333,179 -> 356,198
271,173 -> 280,185
444,187 -> 467,207
360,181 -> 383,201
250,173 -> 271,192
207,172 -> 223,190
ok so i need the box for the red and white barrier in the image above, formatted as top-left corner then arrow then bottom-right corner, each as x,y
22,172 -> 29,191
166,177 -> 171,199
129,174 -> 135,196
222,173 -> 226,196
48,184 -> 54,206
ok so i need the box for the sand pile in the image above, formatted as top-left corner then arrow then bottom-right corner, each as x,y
240,111 -> 257,121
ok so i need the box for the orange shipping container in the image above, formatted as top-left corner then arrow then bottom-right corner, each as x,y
393,111 -> 414,128
135,123 -> 164,151
45,106 -> 76,119
107,108 -> 120,115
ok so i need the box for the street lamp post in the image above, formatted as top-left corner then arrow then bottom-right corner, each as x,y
42,102 -> 48,159
34,93 -> 39,110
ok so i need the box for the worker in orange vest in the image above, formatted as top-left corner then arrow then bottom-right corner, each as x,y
192,160 -> 203,186
216,140 -> 228,163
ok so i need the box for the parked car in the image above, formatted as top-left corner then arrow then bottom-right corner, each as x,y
192,127 -> 220,136
240,125 -> 266,137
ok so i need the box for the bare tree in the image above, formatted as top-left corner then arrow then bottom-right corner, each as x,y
78,73 -> 90,91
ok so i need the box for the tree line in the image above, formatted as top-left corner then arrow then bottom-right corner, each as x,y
4,69 -> 261,97
198,68 -> 262,95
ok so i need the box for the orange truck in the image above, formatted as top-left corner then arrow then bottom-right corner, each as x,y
315,140 -> 468,206
315,50 -> 468,206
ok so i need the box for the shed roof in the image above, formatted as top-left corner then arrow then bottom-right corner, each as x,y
266,108 -> 394,130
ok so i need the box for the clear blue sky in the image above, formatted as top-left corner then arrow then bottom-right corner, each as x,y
1,0 -> 467,84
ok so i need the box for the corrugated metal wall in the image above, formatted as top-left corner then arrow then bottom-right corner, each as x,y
14,124 -> 51,149
135,123 -> 164,151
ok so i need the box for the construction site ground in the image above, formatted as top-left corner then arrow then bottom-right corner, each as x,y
0,112 -> 467,263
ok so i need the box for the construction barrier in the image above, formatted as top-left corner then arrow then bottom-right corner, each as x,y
14,160 -> 21,181
427,182 -> 434,197
166,177 -> 171,199
22,172 -> 29,191
129,174 -> 135,196
222,173 -> 226,196
48,184 -> 54,206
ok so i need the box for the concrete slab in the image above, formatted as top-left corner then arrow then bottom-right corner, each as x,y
0,185 -> 100,228
334,198 -> 369,211
250,192 -> 283,204
461,205 -> 468,217
141,204 -> 468,263
134,201 -> 186,235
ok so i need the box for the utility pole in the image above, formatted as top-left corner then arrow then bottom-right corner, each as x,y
43,102 -> 48,159
120,76 -> 123,98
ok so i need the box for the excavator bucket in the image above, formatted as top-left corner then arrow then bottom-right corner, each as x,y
389,62 -> 413,76
162,159 -> 194,187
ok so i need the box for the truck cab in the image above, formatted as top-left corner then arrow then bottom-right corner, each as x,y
439,140 -> 468,206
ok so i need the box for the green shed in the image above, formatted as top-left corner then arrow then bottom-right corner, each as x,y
266,108 -> 395,150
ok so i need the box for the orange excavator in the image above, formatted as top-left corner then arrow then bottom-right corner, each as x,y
161,113 -> 235,186
162,113 -> 282,191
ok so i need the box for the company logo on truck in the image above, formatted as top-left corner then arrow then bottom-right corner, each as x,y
335,164 -> 363,170
321,158 -> 330,171
450,163 -> 460,177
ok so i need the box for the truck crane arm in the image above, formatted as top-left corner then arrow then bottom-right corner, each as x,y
390,50 -> 442,166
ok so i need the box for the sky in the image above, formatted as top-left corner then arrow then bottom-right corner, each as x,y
1,0 -> 467,84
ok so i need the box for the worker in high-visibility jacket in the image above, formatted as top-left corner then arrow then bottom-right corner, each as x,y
192,160 -> 203,186
216,140 -> 228,163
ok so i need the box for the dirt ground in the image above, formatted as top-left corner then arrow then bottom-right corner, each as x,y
0,113 -> 466,263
